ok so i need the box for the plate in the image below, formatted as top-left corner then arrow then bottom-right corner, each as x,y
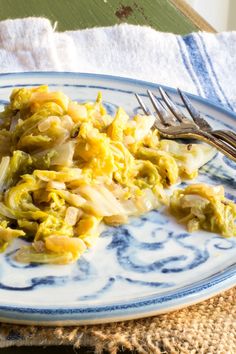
0,72 -> 235,325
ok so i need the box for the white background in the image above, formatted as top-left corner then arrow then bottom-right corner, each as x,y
185,0 -> 236,31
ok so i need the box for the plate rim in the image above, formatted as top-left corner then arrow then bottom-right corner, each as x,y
0,71 -> 235,324
0,71 -> 236,121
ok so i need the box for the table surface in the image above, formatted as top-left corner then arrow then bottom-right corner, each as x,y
1,0 -> 214,353
0,0 -> 215,34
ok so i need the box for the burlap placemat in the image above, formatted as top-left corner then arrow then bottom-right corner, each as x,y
0,286 -> 235,353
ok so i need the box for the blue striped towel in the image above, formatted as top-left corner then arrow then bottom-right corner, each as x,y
0,17 -> 236,112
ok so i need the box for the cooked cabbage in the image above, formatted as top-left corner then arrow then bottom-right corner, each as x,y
0,221 -> 25,252
170,184 -> 236,237
159,140 -> 216,179
0,86 -> 226,265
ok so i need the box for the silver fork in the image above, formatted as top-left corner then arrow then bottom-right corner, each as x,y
177,88 -> 236,149
135,88 -> 236,162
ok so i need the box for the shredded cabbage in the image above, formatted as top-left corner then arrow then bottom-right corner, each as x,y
0,85 -> 229,265
170,184 -> 236,236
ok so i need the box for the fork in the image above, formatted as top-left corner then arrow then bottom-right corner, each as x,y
135,88 -> 236,162
177,88 -> 236,149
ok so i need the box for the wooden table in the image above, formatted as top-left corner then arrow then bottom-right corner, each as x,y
0,0 -> 214,33
1,0 -> 214,353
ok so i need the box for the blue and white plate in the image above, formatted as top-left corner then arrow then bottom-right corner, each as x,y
0,72 -> 235,325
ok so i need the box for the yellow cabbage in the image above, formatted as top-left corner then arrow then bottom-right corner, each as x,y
170,184 -> 236,237
159,140 -> 216,179
0,85 -> 228,265
136,147 -> 179,186
0,221 -> 25,252
107,107 -> 129,141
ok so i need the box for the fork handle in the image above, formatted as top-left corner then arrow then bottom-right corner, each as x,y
211,130 -> 236,149
178,130 -> 236,162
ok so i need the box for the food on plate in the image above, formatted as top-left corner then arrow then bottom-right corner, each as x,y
170,184 -> 236,237
0,85 -> 231,265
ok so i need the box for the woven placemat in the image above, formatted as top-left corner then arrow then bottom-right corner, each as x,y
0,287 -> 235,353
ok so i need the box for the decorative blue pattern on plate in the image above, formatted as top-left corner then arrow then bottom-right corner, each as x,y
0,72 -> 235,325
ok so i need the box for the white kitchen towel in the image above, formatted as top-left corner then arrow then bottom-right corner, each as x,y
0,17 -> 236,112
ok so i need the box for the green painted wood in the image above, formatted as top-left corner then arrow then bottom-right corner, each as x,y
0,0 -> 198,34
